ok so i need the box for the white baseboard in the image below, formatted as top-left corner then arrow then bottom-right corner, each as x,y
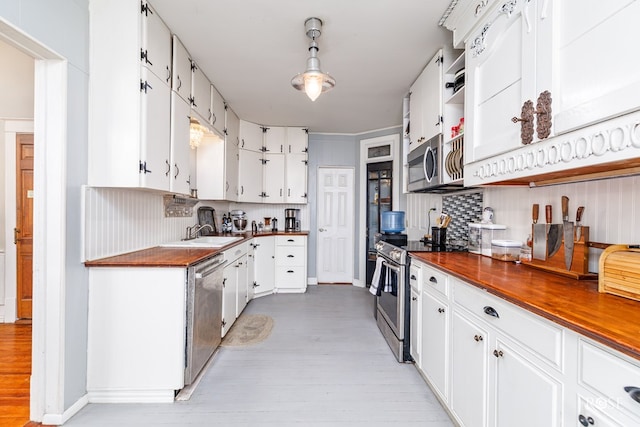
42,393 -> 88,425
352,279 -> 365,288
87,389 -> 175,403
307,277 -> 318,285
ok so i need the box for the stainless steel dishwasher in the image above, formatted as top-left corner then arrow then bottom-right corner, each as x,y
184,253 -> 226,385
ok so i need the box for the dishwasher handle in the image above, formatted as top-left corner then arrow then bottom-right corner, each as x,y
193,254 -> 226,279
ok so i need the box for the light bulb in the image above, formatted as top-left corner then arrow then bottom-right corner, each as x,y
304,73 -> 323,102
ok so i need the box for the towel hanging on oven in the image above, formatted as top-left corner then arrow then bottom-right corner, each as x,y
369,257 -> 397,296
369,257 -> 385,296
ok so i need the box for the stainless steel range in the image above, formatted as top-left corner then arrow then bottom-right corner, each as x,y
373,240 -> 412,362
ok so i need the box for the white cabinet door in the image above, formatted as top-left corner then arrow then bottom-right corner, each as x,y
171,35 -> 191,102
550,0 -> 640,134
410,286 -> 421,367
285,153 -> 308,203
169,93 -> 192,195
236,254 -> 248,317
263,153 -> 285,203
237,149 -> 264,202
247,243 -> 256,301
451,309 -> 489,427
465,0 -> 536,163
239,120 -> 264,152
140,67 -> 171,191
141,1 -> 172,85
225,107 -> 240,201
492,337 -> 562,427
253,236 -> 275,297
264,126 -> 286,153
210,84 -> 225,135
287,127 -> 308,154
191,63 -> 211,122
421,50 -> 443,142
222,261 -> 238,337
409,68 -> 424,150
421,290 -> 449,402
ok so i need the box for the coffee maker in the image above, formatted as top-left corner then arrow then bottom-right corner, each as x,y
284,208 -> 300,232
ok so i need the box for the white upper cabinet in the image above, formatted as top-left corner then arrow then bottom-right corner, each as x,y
89,0 -> 172,191
140,1 -> 172,85
169,92 -> 192,195
286,153 -> 308,203
409,50 -> 443,152
239,120 -> 264,152
263,153 -> 285,203
286,127 -> 308,154
237,149 -> 264,203
225,106 -> 240,201
264,126 -> 286,153
549,0 -> 640,134
191,63 -> 211,123
171,35 -> 192,103
465,0 -> 536,163
210,85 -> 225,136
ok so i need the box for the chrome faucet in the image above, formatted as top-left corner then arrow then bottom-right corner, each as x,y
184,223 -> 214,240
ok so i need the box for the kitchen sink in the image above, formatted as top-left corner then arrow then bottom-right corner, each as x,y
160,235 -> 243,248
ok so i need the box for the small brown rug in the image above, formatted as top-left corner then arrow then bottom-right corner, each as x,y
220,314 -> 274,347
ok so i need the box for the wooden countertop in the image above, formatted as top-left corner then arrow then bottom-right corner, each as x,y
84,231 -> 309,267
410,251 -> 640,361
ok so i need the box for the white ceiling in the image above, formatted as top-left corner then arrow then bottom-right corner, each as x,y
150,0 -> 454,134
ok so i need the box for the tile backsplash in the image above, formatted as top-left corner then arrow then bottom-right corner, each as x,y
407,174 -> 640,273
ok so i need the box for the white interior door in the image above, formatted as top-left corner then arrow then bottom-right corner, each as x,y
316,167 -> 354,283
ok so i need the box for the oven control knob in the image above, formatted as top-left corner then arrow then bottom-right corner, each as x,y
375,242 -> 383,251
391,250 -> 402,262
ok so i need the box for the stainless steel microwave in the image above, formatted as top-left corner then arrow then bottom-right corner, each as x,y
407,134 -> 463,193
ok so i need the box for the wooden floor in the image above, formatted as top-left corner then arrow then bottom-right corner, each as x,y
0,322 -> 32,427
65,285 -> 453,426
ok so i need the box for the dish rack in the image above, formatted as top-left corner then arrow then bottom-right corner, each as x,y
444,134 -> 463,182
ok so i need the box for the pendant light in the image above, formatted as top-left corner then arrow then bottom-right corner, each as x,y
291,17 -> 336,102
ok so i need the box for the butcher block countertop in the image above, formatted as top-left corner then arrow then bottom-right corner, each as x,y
84,231 -> 309,268
410,251 -> 640,361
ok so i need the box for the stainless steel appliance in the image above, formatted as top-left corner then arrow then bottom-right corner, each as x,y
374,239 -> 411,362
407,134 -> 462,193
374,239 -> 468,362
284,208 -> 300,231
184,254 -> 225,385
230,210 -> 248,233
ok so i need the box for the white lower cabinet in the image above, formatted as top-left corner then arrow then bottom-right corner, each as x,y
252,236 -> 275,297
274,235 -> 307,292
409,262 -> 422,367
451,309 -> 489,427
421,289 -> 449,403
221,242 -> 248,337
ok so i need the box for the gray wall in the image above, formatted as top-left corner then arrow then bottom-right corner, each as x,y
0,0 -> 90,411
307,126 -> 403,281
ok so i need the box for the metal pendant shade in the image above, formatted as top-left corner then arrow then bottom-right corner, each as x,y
291,17 -> 335,102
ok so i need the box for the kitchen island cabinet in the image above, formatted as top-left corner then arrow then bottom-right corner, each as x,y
410,251 -> 640,426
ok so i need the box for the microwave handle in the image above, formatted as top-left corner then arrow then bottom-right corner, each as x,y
423,145 -> 435,183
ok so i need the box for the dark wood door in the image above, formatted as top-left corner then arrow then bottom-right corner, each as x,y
16,134 -> 33,320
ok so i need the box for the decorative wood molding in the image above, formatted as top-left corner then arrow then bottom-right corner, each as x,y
465,111 -> 640,186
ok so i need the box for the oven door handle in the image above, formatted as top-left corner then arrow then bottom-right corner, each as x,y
380,259 -> 401,275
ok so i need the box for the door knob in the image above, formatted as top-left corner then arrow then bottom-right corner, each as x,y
319,228 -> 326,232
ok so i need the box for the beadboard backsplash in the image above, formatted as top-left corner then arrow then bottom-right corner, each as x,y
83,187 -> 197,260
83,186 -> 310,261
407,174 -> 640,272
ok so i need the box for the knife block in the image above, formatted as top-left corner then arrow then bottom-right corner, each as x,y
523,226 -> 597,280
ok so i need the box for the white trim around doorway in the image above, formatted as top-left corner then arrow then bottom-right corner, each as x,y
357,134 -> 400,288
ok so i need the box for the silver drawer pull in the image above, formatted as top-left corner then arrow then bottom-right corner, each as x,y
483,306 -> 500,318
624,386 -> 640,404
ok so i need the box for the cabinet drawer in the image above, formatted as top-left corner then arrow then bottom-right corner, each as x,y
275,246 -> 305,266
422,265 -> 448,298
453,279 -> 563,368
276,235 -> 305,246
579,340 -> 640,419
275,265 -> 305,288
224,241 -> 248,262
